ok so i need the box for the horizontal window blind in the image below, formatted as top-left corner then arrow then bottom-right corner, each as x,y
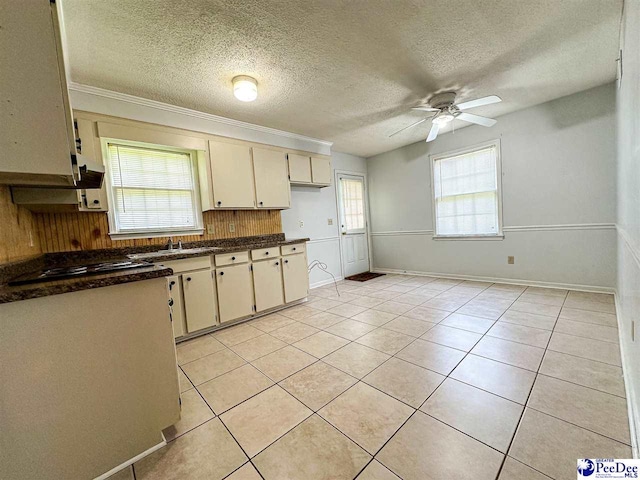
433,145 -> 500,236
107,143 -> 200,233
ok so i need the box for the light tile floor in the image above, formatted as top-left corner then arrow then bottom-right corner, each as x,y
111,274 -> 630,480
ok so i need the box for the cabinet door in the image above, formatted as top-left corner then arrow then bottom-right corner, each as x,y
288,154 -> 312,183
167,275 -> 186,338
209,140 -> 256,208
252,259 -> 284,312
182,270 -> 217,332
311,156 -> 332,185
282,253 -> 309,303
216,264 -> 255,323
253,147 -> 290,209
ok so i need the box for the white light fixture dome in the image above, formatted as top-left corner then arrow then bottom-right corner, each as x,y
232,75 -> 258,102
432,112 -> 455,126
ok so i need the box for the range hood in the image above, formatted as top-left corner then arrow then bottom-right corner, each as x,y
72,155 -> 105,190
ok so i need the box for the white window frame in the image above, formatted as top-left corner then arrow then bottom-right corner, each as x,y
101,138 -> 204,240
429,139 -> 504,240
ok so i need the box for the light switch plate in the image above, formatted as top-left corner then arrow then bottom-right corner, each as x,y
206,224 -> 215,235
299,220 -> 304,228
328,218 -> 333,225
507,256 -> 515,265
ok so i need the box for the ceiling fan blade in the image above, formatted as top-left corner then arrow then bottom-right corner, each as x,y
457,112 -> 497,127
426,123 -> 439,142
457,95 -> 502,110
389,118 -> 427,137
411,106 -> 440,112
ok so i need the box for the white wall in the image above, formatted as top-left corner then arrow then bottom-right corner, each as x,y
367,83 -> 617,289
281,152 -> 368,287
616,0 -> 640,455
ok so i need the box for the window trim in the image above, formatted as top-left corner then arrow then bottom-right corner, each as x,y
429,139 -> 503,240
101,138 -> 204,240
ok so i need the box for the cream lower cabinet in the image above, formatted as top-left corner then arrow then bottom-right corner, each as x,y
216,263 -> 255,323
182,269 -> 218,332
167,275 -> 186,338
282,253 -> 309,303
252,258 -> 285,312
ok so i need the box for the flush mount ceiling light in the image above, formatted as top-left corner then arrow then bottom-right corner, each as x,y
432,112 -> 455,126
232,75 -> 258,102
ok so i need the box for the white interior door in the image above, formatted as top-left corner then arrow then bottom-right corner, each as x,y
337,173 -> 370,277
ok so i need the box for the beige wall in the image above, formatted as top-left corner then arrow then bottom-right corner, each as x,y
615,0 -> 640,455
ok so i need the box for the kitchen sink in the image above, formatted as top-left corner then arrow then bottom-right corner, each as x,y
127,247 -> 220,260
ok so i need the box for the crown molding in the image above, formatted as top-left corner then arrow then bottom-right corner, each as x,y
68,82 -> 334,148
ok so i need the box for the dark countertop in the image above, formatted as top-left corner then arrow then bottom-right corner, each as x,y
0,234 -> 309,304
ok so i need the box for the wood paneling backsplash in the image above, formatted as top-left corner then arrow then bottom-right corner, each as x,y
0,186 -> 42,262
34,210 -> 282,253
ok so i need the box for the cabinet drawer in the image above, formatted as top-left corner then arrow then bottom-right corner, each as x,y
161,256 -> 211,274
251,246 -> 280,260
281,244 -> 305,256
215,251 -> 249,266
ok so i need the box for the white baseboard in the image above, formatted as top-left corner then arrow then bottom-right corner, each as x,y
94,433 -> 167,480
310,276 -> 343,290
371,267 -> 615,294
615,295 -> 639,459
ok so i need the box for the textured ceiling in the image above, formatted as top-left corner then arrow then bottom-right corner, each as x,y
62,0 -> 622,157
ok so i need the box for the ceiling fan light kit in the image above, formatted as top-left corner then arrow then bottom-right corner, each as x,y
391,91 -> 502,142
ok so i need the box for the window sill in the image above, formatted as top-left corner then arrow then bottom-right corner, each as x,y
432,234 -> 504,241
109,229 -> 205,241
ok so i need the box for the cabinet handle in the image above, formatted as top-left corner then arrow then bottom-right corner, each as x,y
292,247 -> 296,251
170,280 -> 176,286
168,299 -> 174,307
284,260 -> 289,264
259,201 -> 263,205
231,256 -> 236,260
219,271 -> 224,276
186,277 -> 192,282
265,251 -> 269,255
275,262 -> 279,266
93,199 -> 100,205
217,201 -> 222,206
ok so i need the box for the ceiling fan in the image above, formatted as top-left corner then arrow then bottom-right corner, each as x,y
390,92 -> 502,142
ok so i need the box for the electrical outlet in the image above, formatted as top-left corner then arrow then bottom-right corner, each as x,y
507,256 -> 515,265
328,218 -> 333,225
229,223 -> 235,233
206,224 -> 215,235
299,220 -> 304,228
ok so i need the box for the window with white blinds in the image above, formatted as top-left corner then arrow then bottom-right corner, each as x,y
105,142 -> 202,237
431,142 -> 502,237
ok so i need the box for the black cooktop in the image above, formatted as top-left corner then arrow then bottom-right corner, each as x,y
9,260 -> 152,286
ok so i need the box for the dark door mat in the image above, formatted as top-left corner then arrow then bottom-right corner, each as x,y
345,272 -> 386,282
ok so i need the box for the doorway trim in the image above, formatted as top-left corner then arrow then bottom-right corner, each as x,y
334,169 -> 373,280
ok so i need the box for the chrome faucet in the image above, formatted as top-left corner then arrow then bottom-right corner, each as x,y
166,237 -> 174,250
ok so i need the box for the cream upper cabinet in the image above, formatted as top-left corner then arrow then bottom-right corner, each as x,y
311,156 -> 332,185
216,263 -> 255,323
282,253 -> 309,303
253,147 -> 290,209
288,154 -> 312,184
182,269 -> 218,332
209,140 -> 256,209
252,259 -> 285,312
